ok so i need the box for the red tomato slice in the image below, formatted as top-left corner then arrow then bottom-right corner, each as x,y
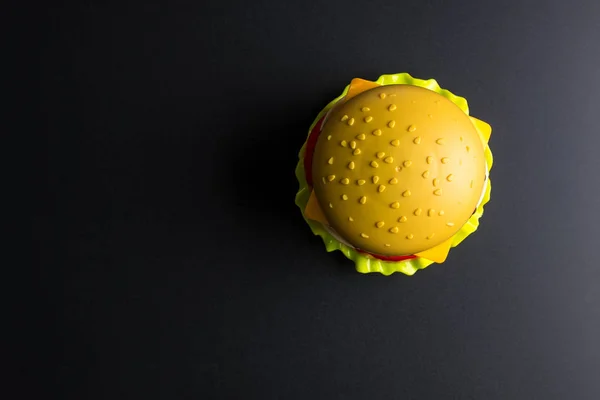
303,116 -> 325,187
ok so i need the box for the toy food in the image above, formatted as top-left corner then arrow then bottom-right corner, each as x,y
295,73 -> 493,275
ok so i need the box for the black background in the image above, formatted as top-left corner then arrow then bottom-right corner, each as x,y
32,0 -> 600,399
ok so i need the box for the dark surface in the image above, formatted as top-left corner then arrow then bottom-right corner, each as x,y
33,1 -> 600,399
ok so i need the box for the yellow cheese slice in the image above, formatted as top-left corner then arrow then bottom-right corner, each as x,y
470,116 -> 491,145
414,237 -> 454,263
304,190 -> 329,226
345,78 -> 381,100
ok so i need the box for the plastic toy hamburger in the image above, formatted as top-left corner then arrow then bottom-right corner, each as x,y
295,73 -> 493,275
